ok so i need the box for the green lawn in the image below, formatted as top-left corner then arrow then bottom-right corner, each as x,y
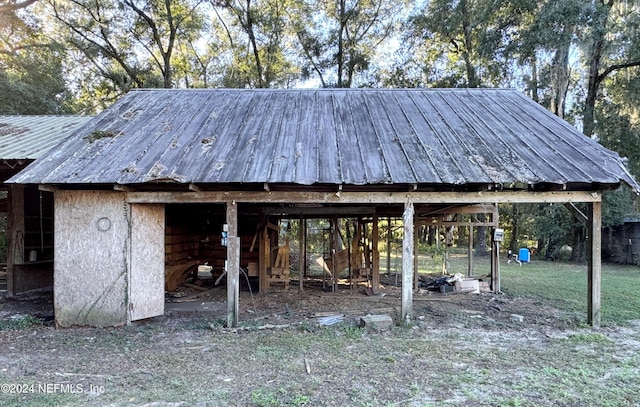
382,251 -> 640,326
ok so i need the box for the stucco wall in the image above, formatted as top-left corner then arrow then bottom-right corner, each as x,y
54,190 -> 130,327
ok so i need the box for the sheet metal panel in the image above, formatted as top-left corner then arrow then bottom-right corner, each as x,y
0,115 -> 92,160
7,89 -> 638,191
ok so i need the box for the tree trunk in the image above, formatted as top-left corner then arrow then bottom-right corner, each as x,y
550,42 -> 570,119
460,0 -> 478,88
583,0 -> 612,137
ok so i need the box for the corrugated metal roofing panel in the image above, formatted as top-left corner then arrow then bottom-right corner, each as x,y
7,89 -> 639,191
0,115 -> 92,160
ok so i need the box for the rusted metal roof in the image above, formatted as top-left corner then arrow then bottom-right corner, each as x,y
7,89 -> 638,191
0,115 -> 93,160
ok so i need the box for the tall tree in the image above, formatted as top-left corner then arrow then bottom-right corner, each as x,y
0,5 -> 72,113
212,0 -> 297,88
581,0 -> 640,137
513,0 -> 586,118
407,0 -> 533,88
49,0 -> 207,103
292,0 -> 405,88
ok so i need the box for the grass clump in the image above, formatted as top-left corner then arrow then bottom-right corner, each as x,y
0,314 -> 42,331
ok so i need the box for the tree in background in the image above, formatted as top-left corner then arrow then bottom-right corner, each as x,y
212,0 -> 298,88
581,0 -> 640,138
511,0 -> 586,118
0,3 -> 72,114
404,0 -> 534,88
292,0 -> 406,88
48,0 -> 207,109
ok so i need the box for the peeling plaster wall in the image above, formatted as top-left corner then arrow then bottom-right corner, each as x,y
54,191 -> 129,327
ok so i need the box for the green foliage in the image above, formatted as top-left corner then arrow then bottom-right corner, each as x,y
0,315 -> 43,331
0,9 -> 73,114
292,0 -> 407,88
602,186 -> 636,227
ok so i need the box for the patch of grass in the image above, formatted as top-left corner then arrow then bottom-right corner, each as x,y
338,323 -> 365,339
0,315 -> 42,330
500,261 -> 640,326
567,332 -> 613,344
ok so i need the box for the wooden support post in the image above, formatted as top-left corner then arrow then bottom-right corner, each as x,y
259,221 -> 270,294
331,216 -> 339,291
299,217 -> 305,291
372,214 -> 380,290
492,241 -> 501,293
6,184 -> 25,297
226,201 -> 239,328
468,225 -> 474,277
588,201 -> 602,328
386,217 -> 392,274
401,201 -> 414,323
413,223 -> 419,292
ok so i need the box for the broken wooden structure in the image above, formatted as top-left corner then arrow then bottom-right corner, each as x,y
7,89 -> 638,328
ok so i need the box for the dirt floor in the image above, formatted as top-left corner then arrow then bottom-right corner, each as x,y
1,276 -> 639,406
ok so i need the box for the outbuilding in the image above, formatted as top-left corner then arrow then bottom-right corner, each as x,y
7,89 -> 638,328
1,115 -> 92,296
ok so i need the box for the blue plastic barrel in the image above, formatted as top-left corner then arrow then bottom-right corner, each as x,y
519,248 -> 530,263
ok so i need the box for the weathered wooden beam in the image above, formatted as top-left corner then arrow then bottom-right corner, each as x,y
126,190 -> 602,205
226,201 -> 239,328
565,203 -> 588,225
418,204 -> 498,215
401,201 -> 414,323
113,184 -> 132,192
259,206 -> 377,216
38,184 -> 57,193
587,202 -> 602,328
425,221 -> 498,227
